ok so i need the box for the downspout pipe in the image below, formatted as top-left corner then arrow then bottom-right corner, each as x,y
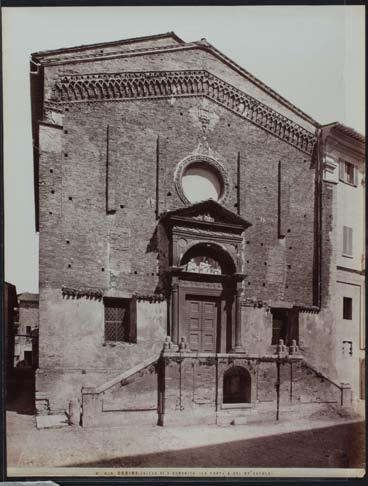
316,126 -> 324,310
29,57 -> 44,232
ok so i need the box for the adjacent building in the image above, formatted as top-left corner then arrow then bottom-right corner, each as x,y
4,282 -> 18,376
14,293 -> 39,368
322,123 -> 365,410
29,33 -> 365,426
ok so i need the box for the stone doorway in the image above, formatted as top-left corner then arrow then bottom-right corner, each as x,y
159,199 -> 251,353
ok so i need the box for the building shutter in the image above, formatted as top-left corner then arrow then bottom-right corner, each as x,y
343,226 -> 353,256
354,166 -> 359,186
339,159 -> 345,181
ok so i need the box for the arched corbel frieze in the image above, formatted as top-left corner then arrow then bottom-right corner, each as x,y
51,70 -> 317,155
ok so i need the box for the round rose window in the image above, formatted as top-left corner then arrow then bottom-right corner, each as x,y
181,162 -> 223,204
174,155 -> 231,206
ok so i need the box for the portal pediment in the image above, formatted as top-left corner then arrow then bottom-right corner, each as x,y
160,199 -> 251,234
160,200 -> 250,273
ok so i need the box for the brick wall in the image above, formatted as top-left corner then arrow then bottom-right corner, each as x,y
35,43 -> 329,413
40,97 -> 316,302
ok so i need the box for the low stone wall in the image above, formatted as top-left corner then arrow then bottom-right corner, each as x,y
81,356 -> 160,427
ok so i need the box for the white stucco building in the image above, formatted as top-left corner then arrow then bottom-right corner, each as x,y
322,122 -> 365,412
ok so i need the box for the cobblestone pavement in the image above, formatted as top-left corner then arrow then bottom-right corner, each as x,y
7,411 -> 365,471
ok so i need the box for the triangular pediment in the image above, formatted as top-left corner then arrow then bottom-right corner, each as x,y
31,32 -> 317,232
31,32 -> 184,62
160,200 -> 252,231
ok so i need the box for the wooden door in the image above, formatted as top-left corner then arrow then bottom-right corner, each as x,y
186,295 -> 218,352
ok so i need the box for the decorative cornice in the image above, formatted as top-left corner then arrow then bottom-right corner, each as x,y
51,70 -> 317,155
326,122 -> 365,144
336,266 -> 365,276
174,226 -> 243,241
32,32 -> 184,60
294,304 -> 320,314
44,101 -> 64,113
134,293 -> 166,303
61,285 -> 103,300
241,298 -> 269,309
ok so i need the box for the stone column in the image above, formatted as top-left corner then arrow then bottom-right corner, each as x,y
171,278 -> 179,345
233,282 -> 244,352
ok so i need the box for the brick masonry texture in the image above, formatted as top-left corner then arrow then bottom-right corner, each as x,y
40,98 -> 316,301
33,36 -> 346,421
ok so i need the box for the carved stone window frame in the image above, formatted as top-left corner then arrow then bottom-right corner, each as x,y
174,154 -> 231,206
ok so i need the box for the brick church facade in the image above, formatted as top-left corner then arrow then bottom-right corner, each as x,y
30,33 -> 364,427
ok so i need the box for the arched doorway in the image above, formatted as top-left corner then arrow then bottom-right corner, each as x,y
179,243 -> 236,353
223,366 -> 251,404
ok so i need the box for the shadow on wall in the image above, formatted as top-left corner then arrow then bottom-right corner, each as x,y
67,422 -> 365,469
6,368 -> 35,415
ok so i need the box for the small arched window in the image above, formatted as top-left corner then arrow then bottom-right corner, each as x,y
223,366 -> 251,404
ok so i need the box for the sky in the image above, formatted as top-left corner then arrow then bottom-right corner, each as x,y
3,5 -> 365,293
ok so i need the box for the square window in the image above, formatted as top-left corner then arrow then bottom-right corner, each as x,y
26,326 -> 31,335
343,297 -> 352,320
339,160 -> 357,185
345,162 -> 355,184
104,297 -> 136,343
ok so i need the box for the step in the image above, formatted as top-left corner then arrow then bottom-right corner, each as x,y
216,414 -> 249,426
216,406 -> 258,426
36,413 -> 69,429
218,406 -> 257,415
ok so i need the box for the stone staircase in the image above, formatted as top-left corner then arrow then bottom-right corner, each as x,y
77,348 -> 354,428
81,353 -> 161,427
